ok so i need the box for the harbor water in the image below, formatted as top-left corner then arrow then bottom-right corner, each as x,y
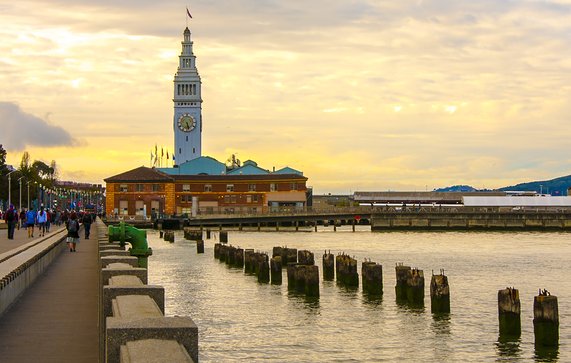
147,227 -> 569,362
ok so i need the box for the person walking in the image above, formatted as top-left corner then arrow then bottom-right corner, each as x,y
26,207 -> 36,238
37,207 -> 47,237
3,204 -> 17,240
19,208 -> 26,230
66,211 -> 80,252
82,211 -> 92,239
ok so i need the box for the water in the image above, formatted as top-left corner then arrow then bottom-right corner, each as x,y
147,227 -> 570,362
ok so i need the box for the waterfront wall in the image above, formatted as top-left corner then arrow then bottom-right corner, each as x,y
371,212 -> 571,230
0,230 -> 67,317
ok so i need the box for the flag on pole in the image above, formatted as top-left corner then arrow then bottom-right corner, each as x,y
167,151 -> 169,160
186,7 -> 192,19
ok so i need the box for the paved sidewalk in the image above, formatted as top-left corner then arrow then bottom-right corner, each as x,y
0,223 -> 100,362
0,222 -> 67,254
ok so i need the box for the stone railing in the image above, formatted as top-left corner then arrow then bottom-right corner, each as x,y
97,220 -> 198,363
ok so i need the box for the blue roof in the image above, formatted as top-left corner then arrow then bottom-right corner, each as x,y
158,156 -> 226,175
273,166 -> 303,176
227,163 -> 270,175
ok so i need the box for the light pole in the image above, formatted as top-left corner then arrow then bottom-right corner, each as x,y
7,170 -> 17,207
18,177 -> 24,210
27,181 -> 30,209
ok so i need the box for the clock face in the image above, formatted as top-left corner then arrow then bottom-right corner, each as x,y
177,114 -> 196,132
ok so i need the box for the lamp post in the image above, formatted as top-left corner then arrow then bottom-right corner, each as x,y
18,177 -> 24,210
27,181 -> 30,209
7,170 -> 17,207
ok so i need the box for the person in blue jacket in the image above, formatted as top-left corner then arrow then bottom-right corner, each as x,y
26,207 -> 36,238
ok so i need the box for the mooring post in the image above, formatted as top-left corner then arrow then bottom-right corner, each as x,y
533,290 -> 559,347
498,287 -> 521,337
295,220 -> 299,231
159,230 -> 164,238
239,223 -> 242,231
395,264 -> 411,300
362,261 -> 383,295
287,263 -> 297,289
276,222 -> 280,231
430,270 -> 450,313
258,222 -> 261,231
406,268 -> 424,305
220,231 -> 228,243
206,229 -> 211,239
352,219 -> 355,232
196,240 -> 204,254
270,256 -> 282,285
322,252 -> 335,280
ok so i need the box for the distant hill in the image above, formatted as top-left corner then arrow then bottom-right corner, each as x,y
434,185 -> 477,192
435,175 -> 571,196
499,175 -> 571,196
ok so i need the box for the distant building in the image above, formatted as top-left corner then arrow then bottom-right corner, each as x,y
104,27 -> 308,217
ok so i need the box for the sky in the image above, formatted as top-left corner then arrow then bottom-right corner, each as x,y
1,0 -> 571,194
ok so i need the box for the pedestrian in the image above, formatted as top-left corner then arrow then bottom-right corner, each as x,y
66,211 -> 80,252
26,207 -> 36,238
45,209 -> 51,232
82,211 -> 92,239
37,207 -> 47,237
3,204 -> 17,239
19,208 -> 26,230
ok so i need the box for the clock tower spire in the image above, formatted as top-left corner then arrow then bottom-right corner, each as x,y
173,27 -> 202,164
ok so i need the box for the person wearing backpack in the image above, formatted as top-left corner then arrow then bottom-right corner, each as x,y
3,204 -> 16,240
66,211 -> 80,252
82,212 -> 92,239
37,207 -> 47,237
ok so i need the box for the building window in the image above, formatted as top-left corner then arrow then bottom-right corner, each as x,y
226,184 -> 234,192
252,195 -> 259,203
182,184 -> 190,192
152,184 -> 160,192
223,195 -> 230,204
291,183 -> 297,190
246,195 -> 252,203
186,136 -> 188,142
270,183 -> 277,192
204,184 -> 212,192
230,195 -> 237,204
248,184 -> 256,191
136,184 -> 144,192
119,184 -> 128,192
179,148 -> 181,154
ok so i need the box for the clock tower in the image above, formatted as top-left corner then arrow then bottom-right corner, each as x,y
173,27 -> 202,164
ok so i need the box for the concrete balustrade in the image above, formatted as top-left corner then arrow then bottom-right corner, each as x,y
99,220 -> 199,362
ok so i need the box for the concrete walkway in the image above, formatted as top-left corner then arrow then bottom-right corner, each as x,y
0,223 -> 99,363
0,222 -> 66,254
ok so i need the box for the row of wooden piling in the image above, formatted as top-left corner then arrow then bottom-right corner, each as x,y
498,287 -> 559,347
185,232 -> 559,347
160,230 -> 175,243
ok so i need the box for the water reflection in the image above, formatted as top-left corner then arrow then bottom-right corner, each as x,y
495,335 -> 522,361
534,344 -> 559,362
431,313 -> 451,336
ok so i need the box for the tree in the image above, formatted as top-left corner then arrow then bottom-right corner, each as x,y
0,144 -> 9,206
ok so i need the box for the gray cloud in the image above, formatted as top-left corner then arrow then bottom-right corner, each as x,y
0,102 -> 78,151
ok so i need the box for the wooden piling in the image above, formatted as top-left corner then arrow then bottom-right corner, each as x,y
498,287 -> 521,337
244,249 -> 254,273
214,243 -> 221,259
293,265 -> 307,292
234,248 -> 244,268
196,240 -> 204,254
335,254 -> 359,287
430,271 -> 450,313
206,229 -> 211,239
304,265 -> 320,297
406,268 -> 424,305
220,231 -> 228,243
533,291 -> 559,347
362,261 -> 383,295
298,250 -> 315,265
395,264 -> 411,300
258,256 -> 270,283
270,256 -> 282,285
322,252 -> 335,281
287,263 -> 297,289
159,230 -> 164,238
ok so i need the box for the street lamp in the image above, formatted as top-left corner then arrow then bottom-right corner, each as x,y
18,177 -> 24,210
27,181 -> 31,209
7,170 -> 17,207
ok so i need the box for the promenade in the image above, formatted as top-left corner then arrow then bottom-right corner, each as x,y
0,222 -> 99,362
